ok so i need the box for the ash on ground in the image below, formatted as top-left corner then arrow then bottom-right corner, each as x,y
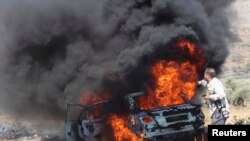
0,121 -> 64,141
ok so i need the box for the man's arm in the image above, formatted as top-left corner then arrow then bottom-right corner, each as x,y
198,79 -> 207,86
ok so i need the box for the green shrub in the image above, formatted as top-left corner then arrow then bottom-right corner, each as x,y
223,78 -> 250,106
232,87 -> 249,106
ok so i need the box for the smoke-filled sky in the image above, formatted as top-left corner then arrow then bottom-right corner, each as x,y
0,0 -> 235,119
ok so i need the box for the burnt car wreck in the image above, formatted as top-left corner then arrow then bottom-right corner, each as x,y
65,101 -> 108,141
65,92 -> 205,141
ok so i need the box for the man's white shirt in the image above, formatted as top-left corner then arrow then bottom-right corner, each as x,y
199,78 -> 230,116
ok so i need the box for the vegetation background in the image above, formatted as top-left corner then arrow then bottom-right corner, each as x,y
202,0 -> 250,125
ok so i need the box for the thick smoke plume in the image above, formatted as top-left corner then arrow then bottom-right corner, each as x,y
0,0 -> 235,119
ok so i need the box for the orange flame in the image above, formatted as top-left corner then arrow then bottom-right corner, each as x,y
107,114 -> 143,141
177,38 -> 205,68
79,89 -> 111,119
79,38 -> 205,140
138,39 -> 205,109
80,89 -> 111,105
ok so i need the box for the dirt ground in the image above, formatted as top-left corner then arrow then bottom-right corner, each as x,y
1,102 -> 250,141
202,101 -> 250,125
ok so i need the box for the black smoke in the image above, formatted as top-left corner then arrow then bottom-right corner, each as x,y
0,0 -> 235,119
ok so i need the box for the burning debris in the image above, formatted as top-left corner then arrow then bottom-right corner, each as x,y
0,0 -> 235,140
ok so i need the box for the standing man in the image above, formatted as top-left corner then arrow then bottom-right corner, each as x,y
199,67 -> 230,125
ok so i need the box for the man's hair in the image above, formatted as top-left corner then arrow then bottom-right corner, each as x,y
205,67 -> 216,78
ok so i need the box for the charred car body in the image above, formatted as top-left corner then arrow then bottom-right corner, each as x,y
126,92 -> 205,140
65,92 -> 205,141
65,101 -> 108,141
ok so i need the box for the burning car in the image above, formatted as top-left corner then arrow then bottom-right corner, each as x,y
65,92 -> 205,141
65,38 -> 208,141
126,92 -> 205,140
65,101 -> 109,141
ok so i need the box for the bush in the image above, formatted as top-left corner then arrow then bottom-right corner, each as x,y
223,78 -> 250,106
232,87 -> 249,106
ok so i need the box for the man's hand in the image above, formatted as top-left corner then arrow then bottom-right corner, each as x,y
203,94 -> 211,100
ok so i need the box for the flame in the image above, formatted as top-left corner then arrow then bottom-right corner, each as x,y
107,114 -> 143,141
177,38 -> 205,68
78,38 -> 205,140
80,89 -> 111,105
80,89 -> 111,119
138,39 -> 205,109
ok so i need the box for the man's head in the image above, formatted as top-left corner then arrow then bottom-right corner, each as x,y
204,67 -> 216,82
